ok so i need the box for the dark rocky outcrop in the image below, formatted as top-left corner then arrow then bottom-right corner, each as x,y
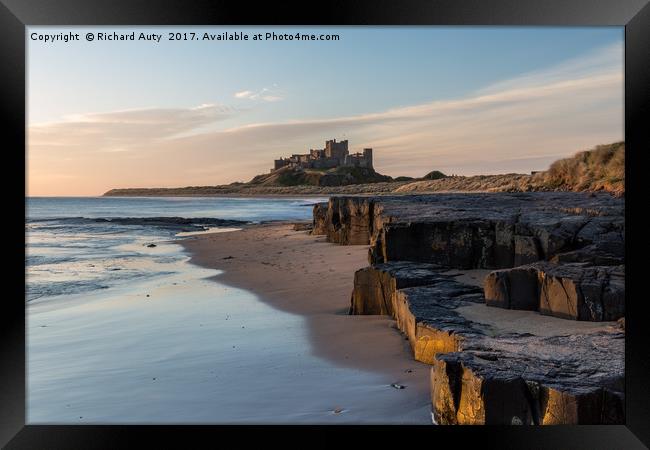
96,216 -> 248,227
317,192 -> 623,270
313,191 -> 625,425
249,165 -> 393,188
31,216 -> 249,231
312,203 -> 328,235
324,196 -> 375,245
483,265 -> 540,310
374,199 -> 623,269
484,262 -> 625,321
31,216 -> 250,232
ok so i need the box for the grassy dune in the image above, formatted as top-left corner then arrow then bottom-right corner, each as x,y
395,142 -> 624,196
536,141 -> 624,194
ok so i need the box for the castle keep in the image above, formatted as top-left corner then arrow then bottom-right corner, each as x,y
273,139 -> 373,172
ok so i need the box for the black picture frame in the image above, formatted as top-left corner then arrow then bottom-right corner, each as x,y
2,0 -> 648,447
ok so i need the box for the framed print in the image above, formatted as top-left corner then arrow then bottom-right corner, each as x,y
2,0 -> 649,447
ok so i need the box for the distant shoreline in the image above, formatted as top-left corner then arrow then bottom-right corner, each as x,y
102,192 -> 349,198
101,180 -> 413,197
102,141 -> 625,198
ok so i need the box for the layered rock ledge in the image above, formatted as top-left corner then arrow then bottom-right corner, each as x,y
349,262 -> 444,315
311,192 -> 625,425
484,262 -> 625,321
312,192 -> 623,269
348,265 -> 624,424
432,330 -> 624,425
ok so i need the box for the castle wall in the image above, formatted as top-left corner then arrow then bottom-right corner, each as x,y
272,139 -> 372,172
274,159 -> 290,170
311,157 -> 340,169
343,149 -> 373,169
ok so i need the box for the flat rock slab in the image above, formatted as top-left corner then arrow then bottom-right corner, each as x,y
389,281 -> 623,425
349,261 -> 445,315
431,330 -> 624,425
484,262 -> 625,321
441,269 -> 493,288
394,283 -> 485,364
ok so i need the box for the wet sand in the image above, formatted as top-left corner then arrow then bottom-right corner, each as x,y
440,269 -> 618,337
180,223 -> 619,422
181,223 -> 433,418
28,231 -> 434,424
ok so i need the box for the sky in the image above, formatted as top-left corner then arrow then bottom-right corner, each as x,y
27,26 -> 624,196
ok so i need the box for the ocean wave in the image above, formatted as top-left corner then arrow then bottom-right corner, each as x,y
26,254 -> 76,266
27,216 -> 249,232
26,197 -> 313,304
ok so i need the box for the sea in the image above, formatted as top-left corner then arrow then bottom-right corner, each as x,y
26,196 -> 430,424
26,196 -> 320,303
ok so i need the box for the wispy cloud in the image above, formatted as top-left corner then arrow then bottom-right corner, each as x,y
30,103 -> 235,152
234,90 -> 254,99
478,41 -> 623,95
234,87 -> 284,102
28,44 -> 623,195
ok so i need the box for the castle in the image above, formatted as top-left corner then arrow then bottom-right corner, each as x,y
272,139 -> 373,172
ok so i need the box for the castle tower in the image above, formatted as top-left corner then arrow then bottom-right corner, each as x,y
325,139 -> 349,164
363,148 -> 373,168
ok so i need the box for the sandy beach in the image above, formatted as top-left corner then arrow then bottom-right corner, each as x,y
182,222 -> 433,416
180,219 -> 624,423
28,198 -> 438,424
